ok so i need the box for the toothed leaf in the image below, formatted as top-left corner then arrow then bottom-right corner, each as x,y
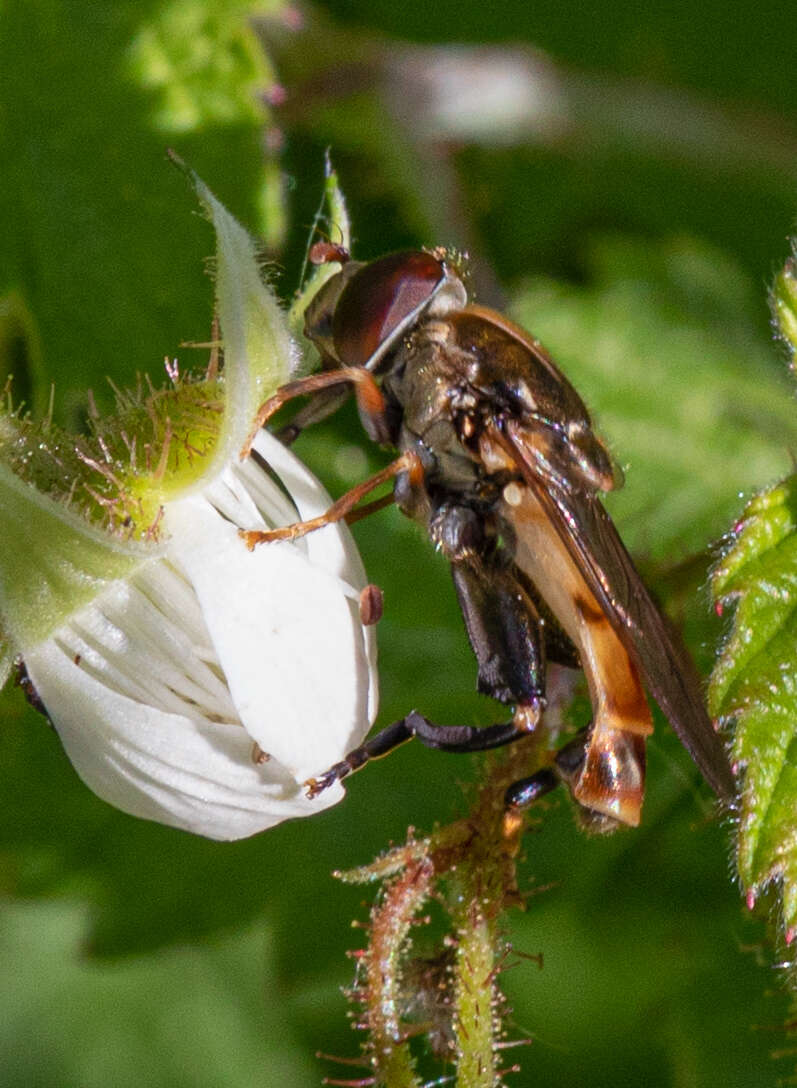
710,476 -> 797,929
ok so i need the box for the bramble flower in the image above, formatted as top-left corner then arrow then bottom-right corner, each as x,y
0,171 -> 377,840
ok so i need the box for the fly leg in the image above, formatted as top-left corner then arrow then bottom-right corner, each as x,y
306,710 -> 536,798
431,502 -> 548,728
275,385 -> 352,446
239,366 -> 390,459
239,450 -> 423,549
450,557 -> 546,726
305,500 -> 547,798
504,728 -> 598,812
505,725 -> 646,832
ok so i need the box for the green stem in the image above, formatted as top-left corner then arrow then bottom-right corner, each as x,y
452,891 -> 497,1088
366,857 -> 434,1088
338,670 -> 578,1085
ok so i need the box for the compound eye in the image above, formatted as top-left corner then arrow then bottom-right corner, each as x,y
303,261 -> 364,362
332,251 -> 446,369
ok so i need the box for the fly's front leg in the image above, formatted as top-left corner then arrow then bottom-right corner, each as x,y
275,385 -> 352,446
239,450 -> 423,549
239,366 -> 389,460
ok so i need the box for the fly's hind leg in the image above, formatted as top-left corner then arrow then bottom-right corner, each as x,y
435,502 -> 548,729
304,550 -> 546,797
502,622 -> 651,829
306,709 -> 537,798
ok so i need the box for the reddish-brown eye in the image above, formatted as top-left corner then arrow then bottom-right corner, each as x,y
332,251 -> 445,369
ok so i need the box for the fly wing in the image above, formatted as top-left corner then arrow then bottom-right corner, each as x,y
496,420 -> 735,800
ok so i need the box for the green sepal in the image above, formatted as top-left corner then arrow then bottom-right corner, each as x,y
0,460 -> 149,653
288,162 -> 352,373
180,160 -> 296,479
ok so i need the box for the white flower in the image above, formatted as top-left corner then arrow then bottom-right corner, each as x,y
0,168 -> 377,840
21,430 -> 377,840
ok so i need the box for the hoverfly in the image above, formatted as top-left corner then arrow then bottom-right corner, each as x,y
240,247 -> 735,827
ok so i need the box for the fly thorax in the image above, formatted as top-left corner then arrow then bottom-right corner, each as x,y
395,343 -> 466,442
417,418 -> 483,495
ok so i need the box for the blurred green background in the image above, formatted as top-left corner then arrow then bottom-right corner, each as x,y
2,0 -> 797,1084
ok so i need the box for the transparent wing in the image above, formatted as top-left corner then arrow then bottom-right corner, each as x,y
497,419 -> 735,800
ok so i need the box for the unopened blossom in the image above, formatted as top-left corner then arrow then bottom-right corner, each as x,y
0,171 -> 377,840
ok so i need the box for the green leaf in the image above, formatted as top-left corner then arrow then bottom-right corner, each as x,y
126,2 -> 276,134
125,0 -> 286,250
708,242 -> 797,935
511,236 -> 797,561
710,476 -> 797,930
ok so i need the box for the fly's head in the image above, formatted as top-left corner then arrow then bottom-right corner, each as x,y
303,250 -> 468,374
302,246 -> 620,500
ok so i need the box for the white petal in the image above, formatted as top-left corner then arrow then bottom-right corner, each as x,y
164,492 -> 375,781
248,430 -> 379,723
251,430 -> 368,575
25,638 -> 345,841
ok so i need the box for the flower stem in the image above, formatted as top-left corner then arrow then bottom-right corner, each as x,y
451,891 -> 498,1088
362,857 -> 434,1088
335,669 -> 580,1086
